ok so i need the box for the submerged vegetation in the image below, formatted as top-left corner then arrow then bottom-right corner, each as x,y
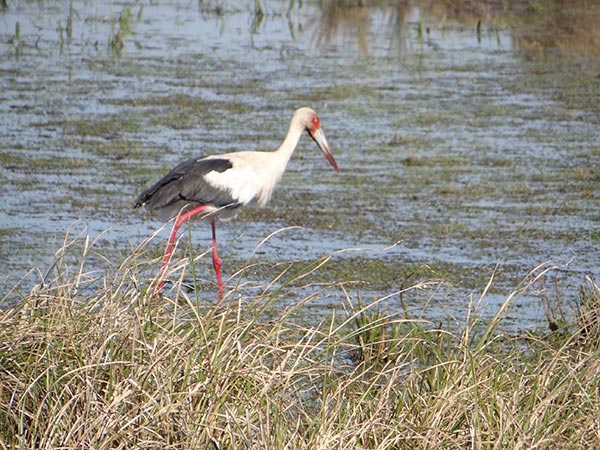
1,0 -> 598,307
1,236 -> 599,448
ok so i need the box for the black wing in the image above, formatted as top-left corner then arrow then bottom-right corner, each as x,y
135,157 -> 233,210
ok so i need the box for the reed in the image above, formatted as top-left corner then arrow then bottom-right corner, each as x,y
1,231 -> 599,449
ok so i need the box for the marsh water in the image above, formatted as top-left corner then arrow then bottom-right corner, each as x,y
1,0 -> 599,330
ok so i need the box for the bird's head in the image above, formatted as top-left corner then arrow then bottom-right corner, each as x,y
294,107 -> 340,173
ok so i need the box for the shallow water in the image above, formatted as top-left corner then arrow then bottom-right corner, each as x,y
1,0 -> 599,331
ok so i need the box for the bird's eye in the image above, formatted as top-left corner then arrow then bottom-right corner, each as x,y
311,116 -> 319,128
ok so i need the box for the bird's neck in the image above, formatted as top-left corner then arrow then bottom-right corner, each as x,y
252,120 -> 305,208
274,121 -> 304,168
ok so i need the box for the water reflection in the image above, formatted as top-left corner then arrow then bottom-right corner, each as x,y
3,0 -> 598,63
512,0 -> 600,64
315,2 -> 415,55
314,0 -> 600,64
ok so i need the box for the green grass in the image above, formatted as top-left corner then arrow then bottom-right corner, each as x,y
1,233 -> 599,449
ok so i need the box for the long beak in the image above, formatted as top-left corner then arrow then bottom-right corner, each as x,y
310,128 -> 339,172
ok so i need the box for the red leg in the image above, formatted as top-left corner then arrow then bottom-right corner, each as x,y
211,218 -> 224,300
155,205 -> 207,291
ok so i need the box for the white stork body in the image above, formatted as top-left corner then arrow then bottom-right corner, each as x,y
201,149 -> 290,211
136,107 -> 339,298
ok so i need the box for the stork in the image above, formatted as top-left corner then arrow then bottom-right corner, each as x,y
135,107 -> 339,298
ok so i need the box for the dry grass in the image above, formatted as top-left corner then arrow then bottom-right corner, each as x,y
1,232 -> 599,449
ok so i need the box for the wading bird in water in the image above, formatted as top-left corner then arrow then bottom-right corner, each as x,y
135,107 -> 339,298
